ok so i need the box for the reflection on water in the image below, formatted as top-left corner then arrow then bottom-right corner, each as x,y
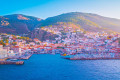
0,54 -> 120,80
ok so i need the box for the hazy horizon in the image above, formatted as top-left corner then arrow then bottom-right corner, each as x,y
0,0 -> 120,19
1,11 -> 120,20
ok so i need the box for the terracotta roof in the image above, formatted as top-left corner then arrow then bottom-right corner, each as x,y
13,46 -> 19,48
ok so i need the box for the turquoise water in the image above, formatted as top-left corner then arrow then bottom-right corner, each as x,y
0,54 -> 120,80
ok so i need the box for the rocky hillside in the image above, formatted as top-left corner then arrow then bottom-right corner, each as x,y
29,22 -> 83,41
0,14 -> 42,34
30,28 -> 59,41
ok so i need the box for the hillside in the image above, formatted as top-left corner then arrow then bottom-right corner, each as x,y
0,14 -> 42,34
29,22 -> 83,41
40,12 -> 120,33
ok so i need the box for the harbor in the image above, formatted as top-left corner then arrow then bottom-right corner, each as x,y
1,31 -> 120,64
1,54 -> 120,80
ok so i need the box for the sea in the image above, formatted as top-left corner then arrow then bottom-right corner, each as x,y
0,54 -> 120,80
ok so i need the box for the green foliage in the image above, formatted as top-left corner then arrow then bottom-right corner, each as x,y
83,31 -> 86,34
3,37 -> 9,41
0,40 -> 6,46
57,46 -> 64,49
12,35 -> 16,39
17,37 -> 29,40
4,39 -> 9,43
12,42 -> 17,46
49,25 -> 52,27
36,42 -> 40,45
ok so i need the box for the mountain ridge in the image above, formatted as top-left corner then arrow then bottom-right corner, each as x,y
40,12 -> 120,33
0,14 -> 42,34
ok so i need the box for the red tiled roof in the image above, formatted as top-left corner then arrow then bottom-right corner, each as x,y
13,46 -> 19,48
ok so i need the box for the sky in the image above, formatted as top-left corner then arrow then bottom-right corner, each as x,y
0,0 -> 120,19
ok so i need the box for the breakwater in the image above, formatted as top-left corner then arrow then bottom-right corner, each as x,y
0,61 -> 24,65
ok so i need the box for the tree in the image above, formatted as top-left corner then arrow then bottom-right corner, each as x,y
12,35 -> 16,39
4,39 -> 8,43
0,40 -> 6,46
83,31 -> 86,34
36,42 -> 40,45
12,42 -> 17,46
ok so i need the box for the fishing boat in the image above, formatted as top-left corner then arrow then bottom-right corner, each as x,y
61,53 -> 75,59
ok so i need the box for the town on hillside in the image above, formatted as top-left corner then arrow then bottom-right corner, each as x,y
0,29 -> 120,64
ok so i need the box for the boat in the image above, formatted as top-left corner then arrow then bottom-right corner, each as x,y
61,53 -> 74,59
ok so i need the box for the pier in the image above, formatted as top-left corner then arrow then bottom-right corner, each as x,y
8,54 -> 32,60
0,61 -> 24,65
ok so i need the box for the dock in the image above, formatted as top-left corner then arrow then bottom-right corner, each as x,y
0,61 -> 24,65
8,54 -> 32,60
18,54 -> 32,60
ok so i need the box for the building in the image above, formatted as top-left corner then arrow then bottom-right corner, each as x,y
0,44 -> 8,59
12,46 -> 22,55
